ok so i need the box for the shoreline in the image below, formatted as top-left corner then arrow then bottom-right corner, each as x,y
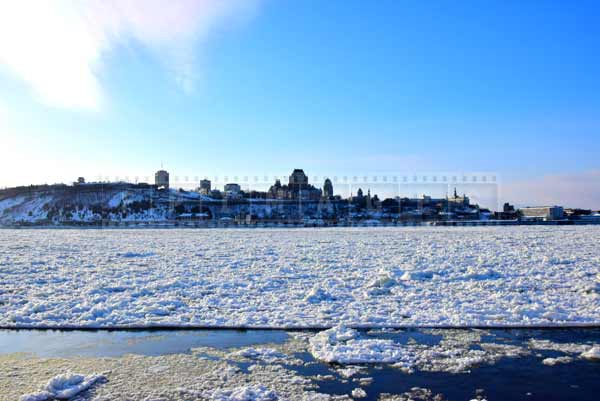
2,220 -> 600,229
2,322 -> 600,331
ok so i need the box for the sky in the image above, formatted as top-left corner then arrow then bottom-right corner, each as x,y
0,0 -> 599,209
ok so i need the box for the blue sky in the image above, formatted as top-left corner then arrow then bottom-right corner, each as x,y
1,1 -> 599,209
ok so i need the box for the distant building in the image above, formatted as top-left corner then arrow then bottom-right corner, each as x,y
323,178 -> 333,198
289,169 -> 309,186
366,189 -> 373,209
503,202 -> 515,212
267,169 -> 322,200
155,170 -> 169,189
448,188 -> 470,207
74,177 -> 85,185
495,202 -> 518,220
520,206 -> 564,220
224,183 -> 241,197
199,179 -> 211,195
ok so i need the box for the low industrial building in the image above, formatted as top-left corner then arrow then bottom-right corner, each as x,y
520,206 -> 564,220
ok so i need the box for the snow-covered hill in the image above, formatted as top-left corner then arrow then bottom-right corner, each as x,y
0,184 -> 211,225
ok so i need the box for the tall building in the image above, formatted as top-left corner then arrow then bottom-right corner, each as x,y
199,179 -> 211,195
268,169 -> 321,200
289,169 -> 309,186
155,169 -> 169,189
323,178 -> 333,198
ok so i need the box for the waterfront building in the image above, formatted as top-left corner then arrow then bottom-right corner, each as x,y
520,206 -> 564,220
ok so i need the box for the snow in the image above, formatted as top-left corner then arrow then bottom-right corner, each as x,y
528,339 -> 592,354
305,286 -> 336,303
581,346 -> 600,360
108,192 -> 126,208
0,196 -> 25,214
229,348 -> 290,364
542,356 -> 573,366
308,326 -> 534,373
20,372 -> 105,401
336,367 -> 365,378
206,386 -> 279,401
309,326 -> 412,364
0,226 -> 599,329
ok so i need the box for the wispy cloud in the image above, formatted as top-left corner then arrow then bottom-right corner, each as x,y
501,170 -> 600,210
0,0 -> 259,110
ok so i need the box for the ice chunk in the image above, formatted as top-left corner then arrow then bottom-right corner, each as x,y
528,339 -> 591,354
229,347 -> 289,363
351,388 -> 367,398
399,270 -> 434,281
365,274 -> 397,296
206,385 -> 279,401
309,326 -> 414,365
20,372 -> 105,401
336,366 -> 366,378
581,346 -> 600,360
305,286 -> 335,303
542,356 -> 573,366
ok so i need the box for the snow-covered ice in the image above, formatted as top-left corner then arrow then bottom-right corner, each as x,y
308,326 -> 533,373
351,388 -> 367,398
229,347 -> 293,364
205,386 -> 279,401
542,356 -> 573,365
581,346 -> 600,360
309,326 -> 413,365
0,226 -> 599,328
20,372 -> 105,401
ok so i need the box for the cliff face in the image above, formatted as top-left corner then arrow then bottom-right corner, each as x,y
0,184 -> 343,226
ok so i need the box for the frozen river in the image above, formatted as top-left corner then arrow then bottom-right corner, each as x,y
2,328 -> 600,400
0,226 -> 599,328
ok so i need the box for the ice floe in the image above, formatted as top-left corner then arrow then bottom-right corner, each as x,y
528,339 -> 593,354
20,372 -> 105,401
542,356 -> 574,365
581,346 -> 600,360
351,388 -> 367,398
229,347 -> 293,364
308,326 -> 531,374
206,386 -> 279,401
309,326 -> 413,365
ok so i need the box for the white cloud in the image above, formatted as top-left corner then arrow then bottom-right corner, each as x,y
0,0 -> 259,110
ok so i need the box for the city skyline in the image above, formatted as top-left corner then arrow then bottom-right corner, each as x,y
1,1 -> 599,208
0,166 -> 573,212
